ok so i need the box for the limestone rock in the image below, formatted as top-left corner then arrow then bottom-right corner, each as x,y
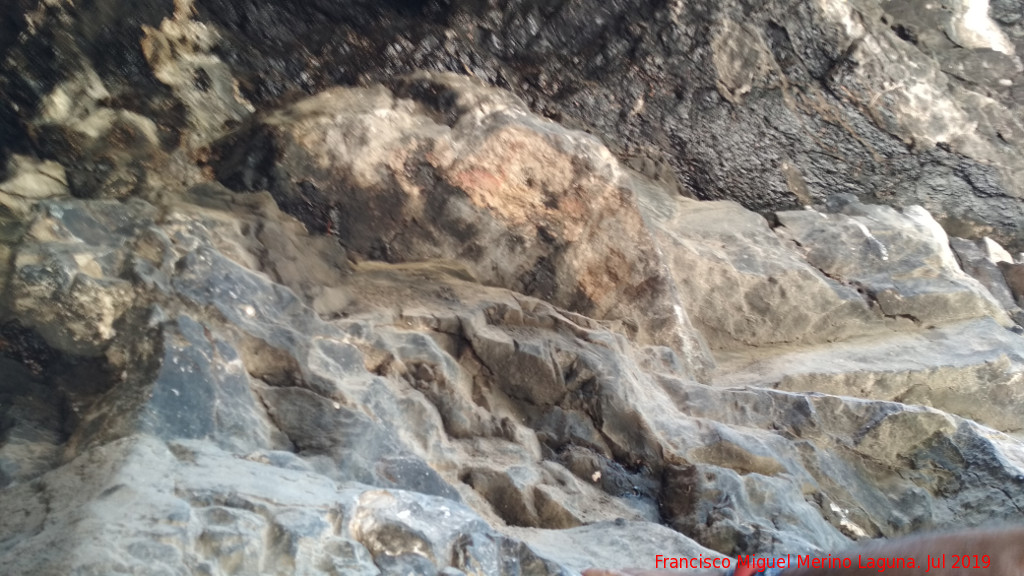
999,261 -> 1024,307
634,189 -> 877,349
0,155 -> 69,215
0,358 -> 64,487
3,2 -> 1024,572
2,96 -> 1024,572
0,435 -> 559,576
715,318 -> 1024,432
513,521 -> 728,575
775,197 -> 1006,326
950,236 -> 1020,312
8,0 -> 1024,245
8,199 -> 152,356
173,0 -> 1024,249
211,73 -> 713,379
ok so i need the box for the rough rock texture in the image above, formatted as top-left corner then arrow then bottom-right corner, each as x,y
211,73 -> 711,379
6,0 -> 1024,247
951,235 -> 1020,312
3,2 -> 1024,575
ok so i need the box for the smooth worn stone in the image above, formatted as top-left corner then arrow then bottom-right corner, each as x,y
776,199 -> 1006,326
635,190 -> 878,350
715,317 -> 1024,432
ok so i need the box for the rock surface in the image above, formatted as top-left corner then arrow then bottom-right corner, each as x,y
2,2 -> 1024,576
7,0 -> 1024,246
211,73 -> 711,379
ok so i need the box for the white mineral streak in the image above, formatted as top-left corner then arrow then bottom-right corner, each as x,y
904,205 -> 960,271
950,0 -> 1015,55
830,502 -> 870,539
982,237 -> 1013,264
817,0 -> 864,39
853,220 -> 889,261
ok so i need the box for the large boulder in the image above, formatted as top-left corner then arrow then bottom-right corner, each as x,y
211,72 -> 713,379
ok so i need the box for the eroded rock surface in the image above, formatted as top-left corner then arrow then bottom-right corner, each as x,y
211,73 -> 712,380
7,0 -> 1024,243
2,2 -> 1024,575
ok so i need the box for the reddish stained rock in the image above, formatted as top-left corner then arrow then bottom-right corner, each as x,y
212,72 -> 714,380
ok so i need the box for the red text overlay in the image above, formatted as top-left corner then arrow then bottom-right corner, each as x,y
653,554 -> 992,573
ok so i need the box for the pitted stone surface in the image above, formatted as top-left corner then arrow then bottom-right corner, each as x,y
3,4 -> 1024,572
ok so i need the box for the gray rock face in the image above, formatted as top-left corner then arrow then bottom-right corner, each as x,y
636,195 -> 879,349
2,2 -> 1024,575
774,198 -> 1005,326
211,73 -> 712,380
715,317 -> 1024,432
950,236 -> 1020,311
